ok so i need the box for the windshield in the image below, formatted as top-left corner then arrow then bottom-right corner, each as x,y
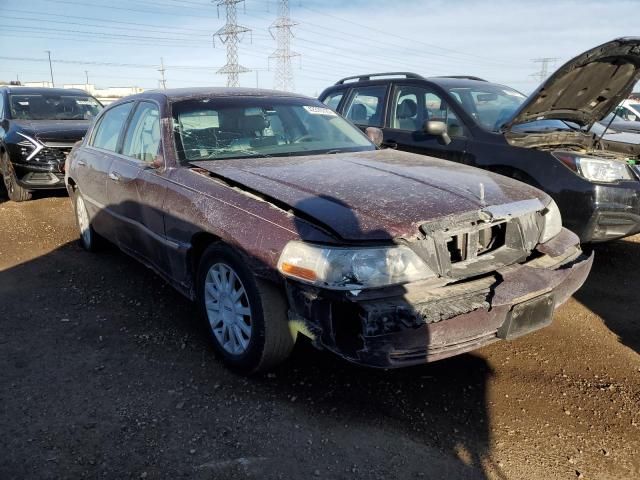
8,93 -> 102,120
447,84 -> 527,132
630,103 -> 640,112
173,98 -> 374,162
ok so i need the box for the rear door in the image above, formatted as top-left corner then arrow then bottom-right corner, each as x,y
383,85 -> 469,162
74,101 -> 135,238
106,100 -> 169,270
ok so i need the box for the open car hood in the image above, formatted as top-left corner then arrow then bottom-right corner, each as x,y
503,38 -> 640,131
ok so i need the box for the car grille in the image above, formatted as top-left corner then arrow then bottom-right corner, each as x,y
31,147 -> 71,164
417,208 -> 543,280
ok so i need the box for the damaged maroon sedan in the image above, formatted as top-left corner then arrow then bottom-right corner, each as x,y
65,88 -> 593,374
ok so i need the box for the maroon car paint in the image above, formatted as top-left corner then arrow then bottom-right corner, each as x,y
65,88 -> 593,368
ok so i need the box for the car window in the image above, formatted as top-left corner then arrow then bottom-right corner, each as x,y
8,93 -> 102,121
122,102 -> 162,163
343,86 -> 386,127
90,102 -> 134,152
391,86 -> 465,137
172,98 -> 374,162
618,106 -> 638,122
0,94 -> 4,118
322,92 -> 344,111
448,85 -> 526,132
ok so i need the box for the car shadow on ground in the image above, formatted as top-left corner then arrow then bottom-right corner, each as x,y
0,200 -> 500,479
574,238 -> 640,355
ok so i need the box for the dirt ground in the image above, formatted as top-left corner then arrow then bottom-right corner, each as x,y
0,193 -> 638,480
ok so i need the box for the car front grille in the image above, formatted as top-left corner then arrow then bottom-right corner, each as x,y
417,207 -> 544,280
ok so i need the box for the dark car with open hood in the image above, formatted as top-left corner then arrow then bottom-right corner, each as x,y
65,87 -> 592,374
0,86 -> 102,201
320,38 -> 640,243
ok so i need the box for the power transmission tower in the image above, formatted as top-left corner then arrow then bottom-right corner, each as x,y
269,0 -> 299,92
531,57 -> 559,84
158,57 -> 167,89
214,0 -> 251,87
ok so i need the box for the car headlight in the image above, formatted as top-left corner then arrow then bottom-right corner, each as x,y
16,132 -> 43,161
553,152 -> 634,183
540,199 -> 562,243
277,241 -> 436,290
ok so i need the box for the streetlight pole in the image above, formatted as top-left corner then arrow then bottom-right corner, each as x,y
45,50 -> 54,87
85,70 -> 89,85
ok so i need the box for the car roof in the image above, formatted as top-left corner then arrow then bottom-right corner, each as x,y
0,86 -> 91,96
133,87 -> 314,102
324,74 -> 501,91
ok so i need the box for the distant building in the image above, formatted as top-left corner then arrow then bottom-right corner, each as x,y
18,82 -> 145,105
63,84 -> 145,105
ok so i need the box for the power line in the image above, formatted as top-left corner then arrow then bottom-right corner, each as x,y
269,0 -> 299,92
214,0 -> 252,87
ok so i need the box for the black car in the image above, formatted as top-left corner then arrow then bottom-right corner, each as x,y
0,87 -> 102,201
320,38 -> 640,243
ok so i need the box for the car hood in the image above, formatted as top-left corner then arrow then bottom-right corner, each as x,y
503,38 -> 640,131
11,119 -> 91,144
191,149 -> 550,241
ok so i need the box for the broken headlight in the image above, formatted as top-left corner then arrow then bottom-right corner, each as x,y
277,241 -> 436,290
539,199 -> 562,243
553,152 -> 634,183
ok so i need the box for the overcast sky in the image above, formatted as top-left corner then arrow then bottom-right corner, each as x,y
0,0 -> 637,96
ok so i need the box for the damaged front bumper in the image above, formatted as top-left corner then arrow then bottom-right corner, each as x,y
285,229 -> 593,368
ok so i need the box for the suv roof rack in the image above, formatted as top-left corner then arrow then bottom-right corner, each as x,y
335,72 -> 424,85
434,75 -> 488,82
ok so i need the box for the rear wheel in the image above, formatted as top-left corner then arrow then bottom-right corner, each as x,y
1,154 -> 32,202
73,190 -> 103,252
197,244 -> 295,374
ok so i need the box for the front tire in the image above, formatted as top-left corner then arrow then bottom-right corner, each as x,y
1,154 -> 32,202
197,244 -> 295,374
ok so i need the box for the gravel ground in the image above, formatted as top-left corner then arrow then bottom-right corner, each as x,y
0,194 -> 639,480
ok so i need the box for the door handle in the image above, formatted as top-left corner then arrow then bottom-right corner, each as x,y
77,160 -> 86,167
383,140 -> 398,149
109,171 -> 121,182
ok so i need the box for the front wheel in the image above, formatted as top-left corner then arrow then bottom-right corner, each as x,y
1,154 -> 32,202
197,244 -> 295,374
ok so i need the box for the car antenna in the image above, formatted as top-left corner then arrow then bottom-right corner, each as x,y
596,108 -> 620,148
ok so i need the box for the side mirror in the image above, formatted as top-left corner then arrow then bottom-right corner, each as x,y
365,127 -> 384,148
149,154 -> 164,170
424,120 -> 452,145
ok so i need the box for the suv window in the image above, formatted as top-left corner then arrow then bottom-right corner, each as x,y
617,106 -> 639,122
122,102 -> 161,162
344,86 -> 386,127
391,86 -> 464,136
322,92 -> 344,111
91,102 -> 134,152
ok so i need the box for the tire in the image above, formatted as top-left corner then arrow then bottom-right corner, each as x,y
197,244 -> 295,374
72,189 -> 103,252
1,153 -> 32,202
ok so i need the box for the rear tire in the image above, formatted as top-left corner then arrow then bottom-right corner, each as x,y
197,244 -> 295,374
1,154 -> 32,202
72,189 -> 103,252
